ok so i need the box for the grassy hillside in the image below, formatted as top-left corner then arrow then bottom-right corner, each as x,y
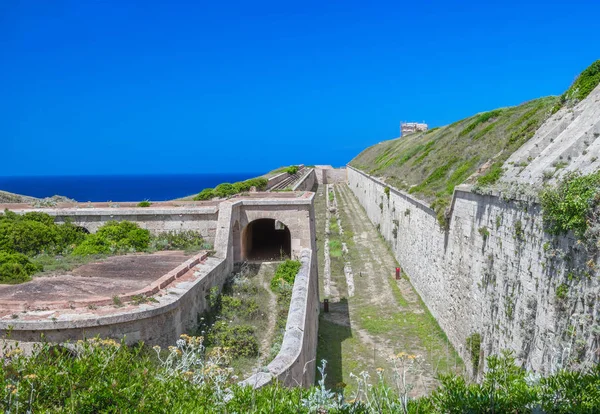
0,190 -> 37,204
350,96 -> 558,224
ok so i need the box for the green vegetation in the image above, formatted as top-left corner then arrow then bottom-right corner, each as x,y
540,170 -> 600,239
477,161 -> 504,186
73,221 -> 150,256
270,259 -> 301,291
193,177 -> 268,201
466,332 -> 482,374
0,252 -> 41,284
286,165 -> 299,175
556,283 -> 569,301
553,59 -> 600,113
351,96 -> 558,220
137,200 -> 152,207
478,226 -> 490,241
0,210 -> 209,284
1,341 -> 599,412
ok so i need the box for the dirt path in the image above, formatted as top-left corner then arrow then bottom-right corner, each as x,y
255,262 -> 277,365
317,183 -> 463,397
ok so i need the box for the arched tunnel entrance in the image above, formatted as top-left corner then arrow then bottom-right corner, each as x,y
242,219 -> 291,261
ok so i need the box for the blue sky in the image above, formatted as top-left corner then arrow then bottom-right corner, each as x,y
1,0 -> 598,176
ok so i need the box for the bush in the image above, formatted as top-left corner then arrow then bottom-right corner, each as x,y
0,219 -> 58,255
95,221 -> 150,251
270,259 -> 301,291
540,171 -> 600,238
72,221 -> 150,256
206,321 -> 259,358
137,200 -> 152,207
286,166 -> 299,175
214,183 -> 236,198
72,234 -> 111,256
150,231 -> 206,251
0,252 -> 41,284
193,188 -> 215,201
55,222 -> 88,250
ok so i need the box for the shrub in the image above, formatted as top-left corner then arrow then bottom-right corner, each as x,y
540,171 -> 600,238
286,166 -> 299,175
96,221 -> 150,251
0,219 -> 58,255
556,283 -> 569,301
466,332 -> 482,374
270,259 -> 301,291
193,188 -> 215,201
55,222 -> 88,250
206,321 -> 259,358
72,234 -> 111,256
214,183 -> 236,198
137,200 -> 152,207
0,252 -> 41,284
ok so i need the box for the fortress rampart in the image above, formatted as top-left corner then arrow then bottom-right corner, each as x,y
348,166 -> 599,376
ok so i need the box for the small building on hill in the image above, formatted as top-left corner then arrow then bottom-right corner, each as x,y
401,122 -> 428,136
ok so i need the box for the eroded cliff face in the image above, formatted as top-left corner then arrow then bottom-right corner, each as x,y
502,83 -> 600,185
348,167 -> 600,377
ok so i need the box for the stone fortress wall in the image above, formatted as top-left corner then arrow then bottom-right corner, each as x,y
348,166 -> 600,376
314,166 -> 347,185
0,193 -> 320,387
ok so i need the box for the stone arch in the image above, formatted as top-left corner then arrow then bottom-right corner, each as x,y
241,218 -> 291,261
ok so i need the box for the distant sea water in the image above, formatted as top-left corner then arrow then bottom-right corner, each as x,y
0,173 -> 262,202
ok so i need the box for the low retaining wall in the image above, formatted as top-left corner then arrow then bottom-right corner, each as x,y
0,254 -> 231,349
267,172 -> 290,189
8,206 -> 219,244
241,248 -> 319,388
325,168 -> 347,184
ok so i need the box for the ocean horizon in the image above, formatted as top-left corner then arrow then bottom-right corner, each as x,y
0,173 -> 262,202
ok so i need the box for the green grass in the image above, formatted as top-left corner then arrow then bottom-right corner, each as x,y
30,253 -> 110,275
350,96 -> 558,213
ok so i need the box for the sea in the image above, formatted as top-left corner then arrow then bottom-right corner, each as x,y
0,173 -> 262,202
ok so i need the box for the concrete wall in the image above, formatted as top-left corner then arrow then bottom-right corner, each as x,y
12,207 -> 219,245
241,248 -> 319,388
348,166 -> 600,376
267,172 -> 290,189
325,168 -> 347,184
0,255 -> 231,349
292,168 -> 317,192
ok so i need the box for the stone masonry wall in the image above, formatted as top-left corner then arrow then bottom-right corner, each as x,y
26,207 -> 219,244
348,166 -> 600,376
325,168 -> 347,184
292,168 -> 317,192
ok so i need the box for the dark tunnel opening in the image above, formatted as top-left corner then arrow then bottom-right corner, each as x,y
242,219 -> 291,261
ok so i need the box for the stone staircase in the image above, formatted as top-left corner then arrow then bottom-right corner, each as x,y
269,166 -> 306,191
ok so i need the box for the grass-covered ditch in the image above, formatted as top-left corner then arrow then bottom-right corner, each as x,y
196,259 -> 301,379
0,209 -> 210,284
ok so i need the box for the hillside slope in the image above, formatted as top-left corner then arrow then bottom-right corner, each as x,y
502,70 -> 600,185
350,96 -> 558,209
0,190 -> 37,204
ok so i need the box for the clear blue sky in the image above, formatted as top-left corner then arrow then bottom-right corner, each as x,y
1,0 -> 598,176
